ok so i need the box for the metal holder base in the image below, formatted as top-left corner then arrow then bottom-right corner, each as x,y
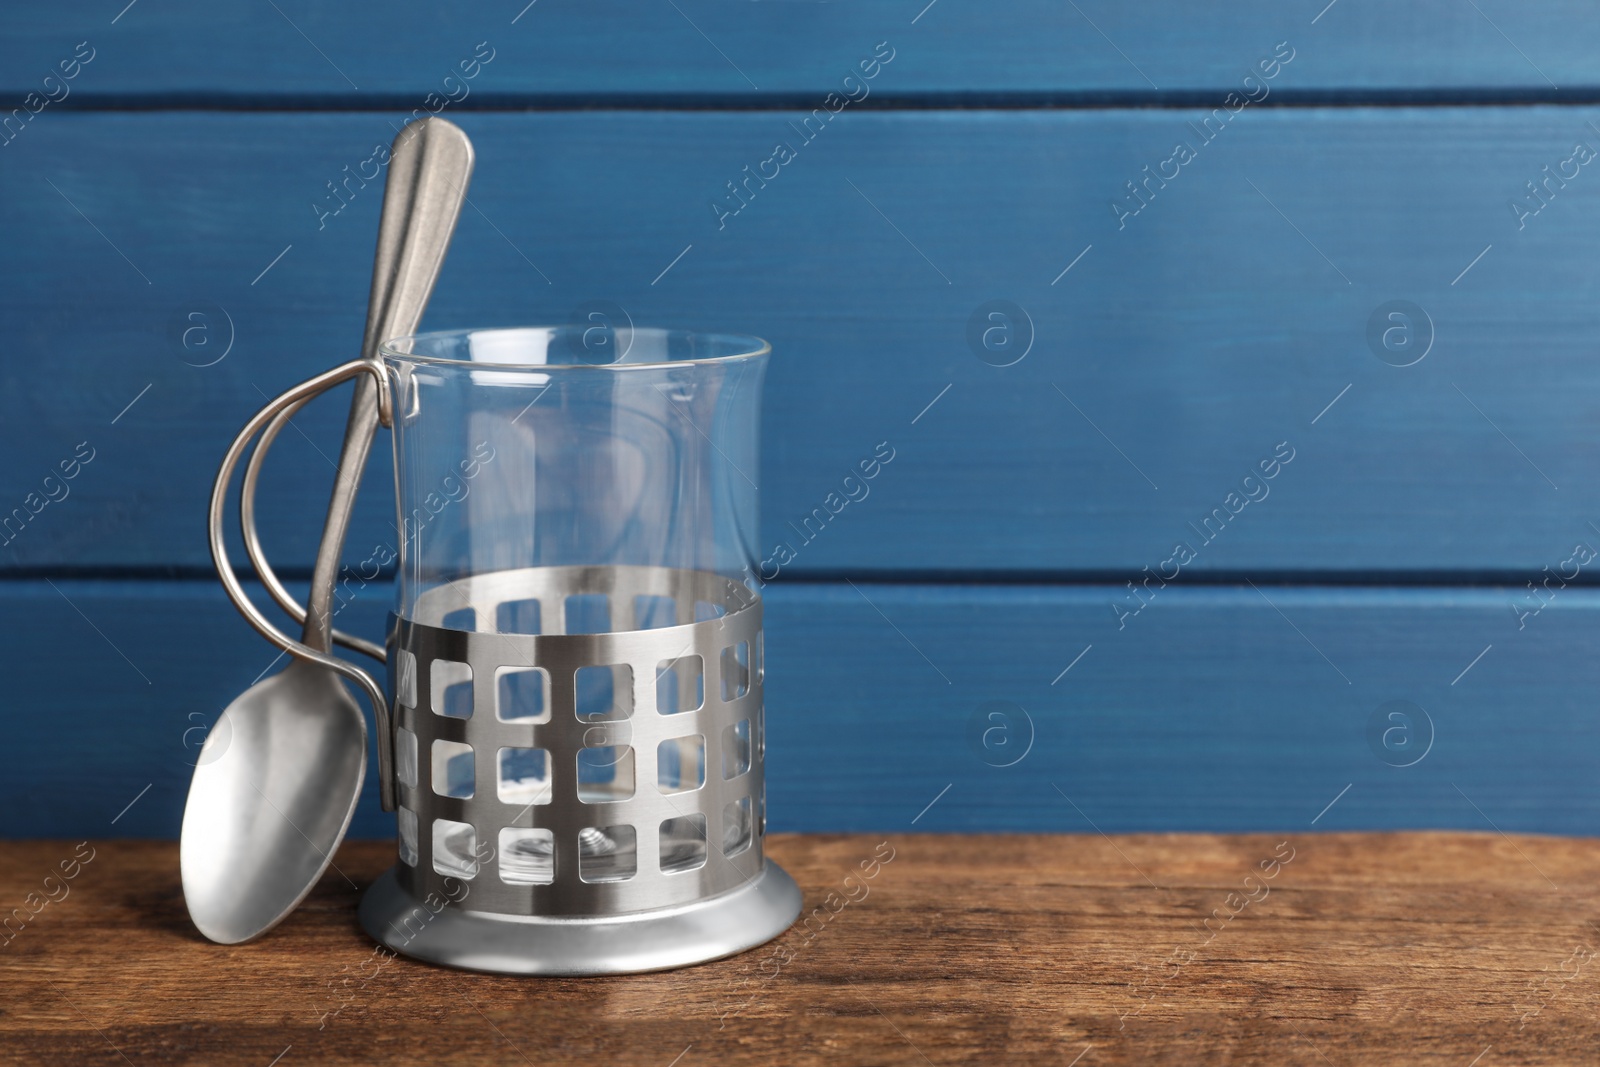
359,860 -> 801,975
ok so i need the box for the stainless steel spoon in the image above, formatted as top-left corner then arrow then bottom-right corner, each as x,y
182,117 -> 474,944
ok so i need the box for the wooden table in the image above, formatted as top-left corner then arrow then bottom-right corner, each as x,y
3,832 -> 1598,1065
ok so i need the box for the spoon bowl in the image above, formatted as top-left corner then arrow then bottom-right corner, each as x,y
181,661 -> 365,943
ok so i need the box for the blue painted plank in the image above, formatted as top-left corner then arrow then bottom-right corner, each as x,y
7,578 -> 1596,839
2,1 -> 1596,103
3,109 -> 1600,575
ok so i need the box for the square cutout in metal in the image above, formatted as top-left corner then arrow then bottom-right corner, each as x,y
498,747 -> 552,806
655,655 -> 703,715
722,719 -> 751,780
578,824 -> 637,883
720,642 -> 750,702
398,807 -> 418,866
564,593 -> 610,635
496,665 -> 549,723
431,659 -> 473,719
660,814 -> 708,874
575,664 -> 632,721
432,818 -> 478,879
577,745 -> 635,803
396,725 -> 418,789
441,607 -> 475,631
495,598 -> 542,635
395,649 -> 417,709
432,739 -> 475,799
722,796 -> 752,857
497,827 -> 554,885
657,735 -> 705,794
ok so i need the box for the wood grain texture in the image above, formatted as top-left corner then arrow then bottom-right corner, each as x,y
2,0 -> 1597,101
4,109 -> 1600,575
4,833 -> 1599,1065
11,578 -> 1599,839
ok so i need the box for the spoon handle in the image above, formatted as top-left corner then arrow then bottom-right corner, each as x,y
302,118 -> 476,658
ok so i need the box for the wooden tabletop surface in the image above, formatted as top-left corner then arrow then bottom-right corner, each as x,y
3,832 -> 1598,1065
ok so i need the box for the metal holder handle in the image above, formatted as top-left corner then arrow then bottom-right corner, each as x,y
241,400 -> 388,665
208,357 -> 398,808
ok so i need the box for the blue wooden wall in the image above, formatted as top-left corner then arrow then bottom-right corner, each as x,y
5,1 -> 1600,839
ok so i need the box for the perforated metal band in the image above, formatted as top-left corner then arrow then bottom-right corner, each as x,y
388,565 -> 766,918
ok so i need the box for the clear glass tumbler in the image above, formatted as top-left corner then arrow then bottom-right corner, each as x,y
384,327 -> 769,884
367,326 -> 791,973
